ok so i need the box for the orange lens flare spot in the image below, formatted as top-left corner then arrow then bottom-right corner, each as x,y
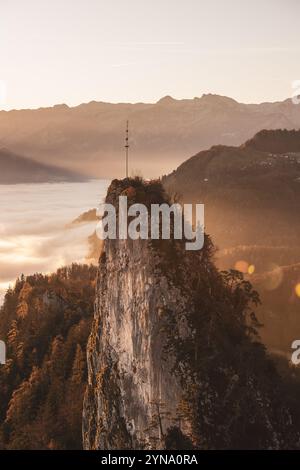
295,283 -> 300,298
234,260 -> 249,274
248,264 -> 255,275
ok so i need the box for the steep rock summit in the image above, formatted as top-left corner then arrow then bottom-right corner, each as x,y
83,178 -> 300,450
83,180 -> 195,449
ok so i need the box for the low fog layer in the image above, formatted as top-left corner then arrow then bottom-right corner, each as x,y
0,180 -> 109,303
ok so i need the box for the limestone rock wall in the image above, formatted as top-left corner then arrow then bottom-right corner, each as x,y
82,235 -> 191,450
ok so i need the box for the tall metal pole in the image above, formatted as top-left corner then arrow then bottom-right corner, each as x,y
125,120 -> 129,178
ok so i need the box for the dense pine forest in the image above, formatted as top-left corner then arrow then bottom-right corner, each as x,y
0,264 -> 97,449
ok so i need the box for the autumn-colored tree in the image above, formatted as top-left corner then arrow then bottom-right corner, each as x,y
0,263 -> 96,450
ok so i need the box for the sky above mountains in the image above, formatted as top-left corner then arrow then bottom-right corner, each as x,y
0,0 -> 299,110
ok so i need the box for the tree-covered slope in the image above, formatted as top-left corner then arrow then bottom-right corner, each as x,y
0,264 -> 97,449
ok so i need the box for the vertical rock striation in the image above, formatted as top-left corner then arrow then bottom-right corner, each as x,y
83,239 -> 190,449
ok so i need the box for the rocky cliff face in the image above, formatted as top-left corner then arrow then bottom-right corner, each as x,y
82,179 -> 196,449
83,235 -> 193,450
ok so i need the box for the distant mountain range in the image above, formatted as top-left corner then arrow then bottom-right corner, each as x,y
1,94 -> 300,179
0,148 -> 85,184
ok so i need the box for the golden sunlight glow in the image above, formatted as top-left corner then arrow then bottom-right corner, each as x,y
295,283 -> 300,298
234,260 -> 249,274
248,264 -> 255,275
0,281 -> 12,293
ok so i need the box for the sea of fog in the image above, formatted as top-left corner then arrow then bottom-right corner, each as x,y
0,179 -> 110,304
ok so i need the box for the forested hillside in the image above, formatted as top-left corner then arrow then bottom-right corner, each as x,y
0,264 -> 97,449
163,130 -> 300,355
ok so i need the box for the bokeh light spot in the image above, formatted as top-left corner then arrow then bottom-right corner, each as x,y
234,260 -> 249,274
248,264 -> 255,275
295,283 -> 300,298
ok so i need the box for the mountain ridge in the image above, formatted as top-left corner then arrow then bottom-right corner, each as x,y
0,93 -> 293,113
1,95 -> 300,179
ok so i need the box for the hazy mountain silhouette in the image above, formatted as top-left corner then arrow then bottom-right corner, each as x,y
0,148 -> 85,184
244,128 -> 300,153
163,129 -> 300,354
163,129 -> 300,249
1,95 -> 300,178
